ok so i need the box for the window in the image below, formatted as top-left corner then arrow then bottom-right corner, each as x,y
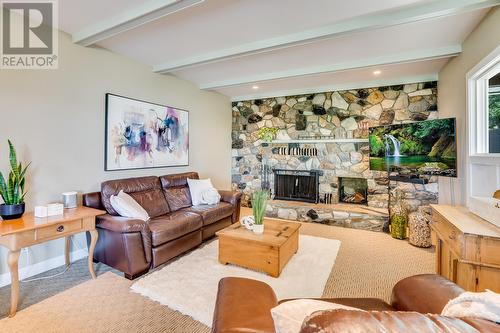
467,46 -> 500,156
466,45 -> 500,210
489,72 -> 500,153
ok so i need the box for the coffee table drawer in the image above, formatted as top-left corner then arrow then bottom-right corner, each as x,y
36,220 -> 82,241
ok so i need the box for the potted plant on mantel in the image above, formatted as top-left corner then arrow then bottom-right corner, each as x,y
252,190 -> 269,234
0,140 -> 30,220
257,127 -> 279,143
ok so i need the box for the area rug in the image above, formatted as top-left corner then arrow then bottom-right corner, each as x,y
131,235 -> 341,326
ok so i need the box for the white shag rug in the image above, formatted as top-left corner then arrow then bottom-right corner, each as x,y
130,235 -> 341,327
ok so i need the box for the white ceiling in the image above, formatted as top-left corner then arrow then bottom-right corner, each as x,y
58,0 -> 497,101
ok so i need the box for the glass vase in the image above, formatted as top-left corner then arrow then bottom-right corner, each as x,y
390,191 -> 408,239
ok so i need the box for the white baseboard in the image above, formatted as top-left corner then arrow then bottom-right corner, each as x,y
0,249 -> 88,288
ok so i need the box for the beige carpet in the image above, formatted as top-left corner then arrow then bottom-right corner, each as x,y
0,220 -> 434,333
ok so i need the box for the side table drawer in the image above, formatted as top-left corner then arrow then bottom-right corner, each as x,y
36,220 -> 82,241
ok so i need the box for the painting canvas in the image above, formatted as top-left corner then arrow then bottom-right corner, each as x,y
105,94 -> 189,171
369,118 -> 457,177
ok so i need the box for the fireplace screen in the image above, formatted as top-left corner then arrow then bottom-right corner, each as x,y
273,169 -> 319,203
339,177 -> 368,205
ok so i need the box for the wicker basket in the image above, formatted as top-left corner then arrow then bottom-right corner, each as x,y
408,210 -> 432,248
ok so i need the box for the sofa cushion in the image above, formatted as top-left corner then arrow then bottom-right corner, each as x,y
101,176 -> 170,218
300,310 -> 484,333
160,172 -> 199,211
149,211 -> 202,247
185,202 -> 233,226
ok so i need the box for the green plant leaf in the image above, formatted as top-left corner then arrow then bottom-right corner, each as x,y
6,172 -> 15,204
0,172 -> 6,202
8,140 -> 20,180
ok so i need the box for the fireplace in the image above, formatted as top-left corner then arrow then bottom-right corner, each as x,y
273,169 -> 320,203
338,177 -> 368,205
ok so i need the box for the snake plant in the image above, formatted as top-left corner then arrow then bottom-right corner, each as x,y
0,140 -> 30,205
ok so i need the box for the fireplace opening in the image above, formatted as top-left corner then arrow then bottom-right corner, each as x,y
273,169 -> 320,203
339,177 -> 368,205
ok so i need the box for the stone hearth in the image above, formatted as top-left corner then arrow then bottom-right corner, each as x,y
266,200 -> 388,232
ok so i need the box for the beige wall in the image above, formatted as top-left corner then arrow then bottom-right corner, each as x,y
0,31 -> 231,276
438,7 -> 500,205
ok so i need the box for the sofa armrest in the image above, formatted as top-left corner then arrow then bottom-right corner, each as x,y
83,191 -> 105,210
212,277 -> 277,333
218,190 -> 242,205
218,190 -> 242,224
391,274 -> 464,314
96,214 -> 152,264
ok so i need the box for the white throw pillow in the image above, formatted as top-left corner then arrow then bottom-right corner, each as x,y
110,190 -> 150,221
271,299 -> 361,333
441,289 -> 500,323
200,188 -> 221,205
187,178 -> 214,206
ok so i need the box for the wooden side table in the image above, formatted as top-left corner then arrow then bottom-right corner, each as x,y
430,204 -> 500,292
0,206 -> 105,317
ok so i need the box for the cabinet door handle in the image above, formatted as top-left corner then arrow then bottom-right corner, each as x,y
449,232 -> 456,240
56,225 -> 65,232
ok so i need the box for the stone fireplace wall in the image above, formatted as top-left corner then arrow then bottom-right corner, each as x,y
231,82 -> 439,214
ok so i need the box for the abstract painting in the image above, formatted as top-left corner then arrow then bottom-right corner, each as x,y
105,94 -> 189,171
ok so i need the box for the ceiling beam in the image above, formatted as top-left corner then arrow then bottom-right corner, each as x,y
72,0 -> 205,46
154,0 -> 497,73
229,74 -> 439,102
199,45 -> 461,90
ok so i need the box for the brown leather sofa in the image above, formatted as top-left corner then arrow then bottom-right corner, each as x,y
83,172 -> 241,279
212,274 -> 498,333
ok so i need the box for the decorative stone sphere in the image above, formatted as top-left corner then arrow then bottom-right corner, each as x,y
408,211 -> 431,248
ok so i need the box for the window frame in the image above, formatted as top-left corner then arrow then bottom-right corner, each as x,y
466,44 -> 500,205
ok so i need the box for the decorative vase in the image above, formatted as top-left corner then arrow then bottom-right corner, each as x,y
253,223 -> 264,234
390,190 -> 407,239
0,203 -> 25,220
408,211 -> 431,247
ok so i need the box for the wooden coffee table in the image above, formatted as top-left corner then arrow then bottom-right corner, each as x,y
216,219 -> 301,277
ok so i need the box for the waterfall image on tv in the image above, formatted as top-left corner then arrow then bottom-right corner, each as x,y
369,118 -> 457,177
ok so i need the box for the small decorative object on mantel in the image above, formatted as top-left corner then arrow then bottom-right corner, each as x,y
0,140 -> 30,220
240,215 -> 255,230
408,209 -> 432,248
390,189 -> 408,240
251,189 -> 269,234
257,127 -> 279,143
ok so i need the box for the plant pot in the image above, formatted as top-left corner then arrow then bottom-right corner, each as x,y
0,203 -> 25,220
253,224 -> 264,234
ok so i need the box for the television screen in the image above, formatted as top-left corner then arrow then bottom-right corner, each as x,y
369,118 -> 457,177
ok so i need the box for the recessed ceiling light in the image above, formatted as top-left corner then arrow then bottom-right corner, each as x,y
373,70 -> 382,75
252,85 -> 259,90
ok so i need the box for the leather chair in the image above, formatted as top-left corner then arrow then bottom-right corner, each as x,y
83,172 -> 242,279
212,274 -> 498,333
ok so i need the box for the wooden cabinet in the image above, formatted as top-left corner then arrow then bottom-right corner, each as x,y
431,204 -> 500,292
